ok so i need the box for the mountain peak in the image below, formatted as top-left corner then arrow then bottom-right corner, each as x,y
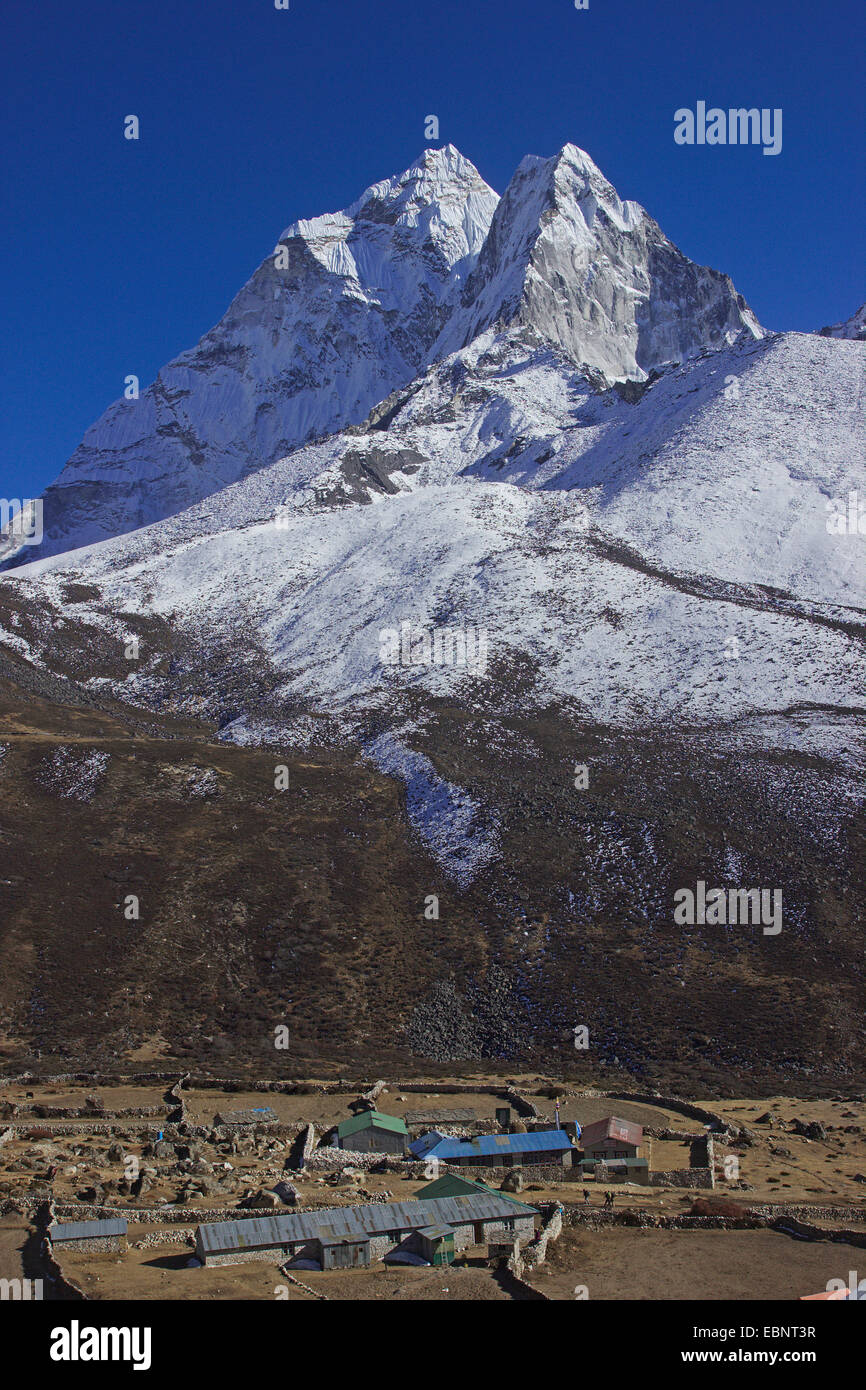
16,147 -> 501,562
435,142 -> 760,379
348,145 -> 494,220
281,146 -> 496,247
817,302 -> 866,341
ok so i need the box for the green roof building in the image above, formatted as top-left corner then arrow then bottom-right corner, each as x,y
335,1109 -> 409,1155
415,1172 -> 536,1209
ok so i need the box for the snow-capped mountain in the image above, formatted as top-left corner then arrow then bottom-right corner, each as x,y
818,303 -> 866,341
1,141 -> 862,778
13,143 -> 763,564
1,143 -> 864,1082
8,324 -> 863,733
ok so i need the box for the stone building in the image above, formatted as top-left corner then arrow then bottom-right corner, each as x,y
194,1193 -> 537,1267
335,1109 -> 408,1155
48,1218 -> 128,1254
580,1116 -> 644,1166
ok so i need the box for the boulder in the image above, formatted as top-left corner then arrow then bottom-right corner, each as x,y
792,1119 -> 827,1141
689,1196 -> 755,1221
501,1168 -> 525,1193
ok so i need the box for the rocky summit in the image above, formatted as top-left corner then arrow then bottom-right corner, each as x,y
9,143 -> 761,564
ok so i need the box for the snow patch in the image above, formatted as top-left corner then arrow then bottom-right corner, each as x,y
366,732 -> 499,887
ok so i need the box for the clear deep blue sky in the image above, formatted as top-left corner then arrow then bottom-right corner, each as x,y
2,0 -> 863,501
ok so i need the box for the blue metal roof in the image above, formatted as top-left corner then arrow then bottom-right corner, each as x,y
409,1129 -> 574,1161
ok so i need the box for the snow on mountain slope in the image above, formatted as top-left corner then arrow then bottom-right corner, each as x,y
3,324 -> 862,892
292,327 -> 861,607
23,147 -> 498,561
10,317 -> 861,631
366,732 -> 500,888
2,142 -> 862,801
13,142 -> 766,565
8,476 -> 862,753
60,323 -> 854,607
433,144 -> 762,379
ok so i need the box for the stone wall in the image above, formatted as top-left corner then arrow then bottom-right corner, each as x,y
278,1266 -> 329,1299
50,1235 -> 126,1254
521,1204 -> 563,1274
32,1201 -> 88,1300
646,1168 -> 714,1189
360,1081 -> 387,1106
767,1215 -> 866,1249
562,1206 -> 755,1232
3,1121 -> 167,1138
5,1104 -> 169,1120
39,1235 -> 88,1299
300,1124 -> 318,1169
747,1203 -> 866,1222
601,1091 -> 732,1134
131,1230 -> 195,1251
689,1132 -> 714,1168
166,1075 -> 188,1123
505,1087 -> 540,1119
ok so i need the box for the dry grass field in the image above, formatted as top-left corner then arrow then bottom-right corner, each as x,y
531,1225 -> 860,1301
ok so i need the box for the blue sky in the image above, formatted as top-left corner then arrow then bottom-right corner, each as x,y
2,0 -> 863,501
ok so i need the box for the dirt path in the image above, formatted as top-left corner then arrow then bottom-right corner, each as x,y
0,1213 -> 28,1283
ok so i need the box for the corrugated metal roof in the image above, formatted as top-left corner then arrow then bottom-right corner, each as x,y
317,1233 -> 369,1248
580,1116 -> 643,1147
336,1109 -> 408,1140
419,1225 -> 455,1239
196,1192 -> 536,1255
49,1219 -> 127,1242
409,1130 -> 447,1158
409,1129 -> 573,1161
